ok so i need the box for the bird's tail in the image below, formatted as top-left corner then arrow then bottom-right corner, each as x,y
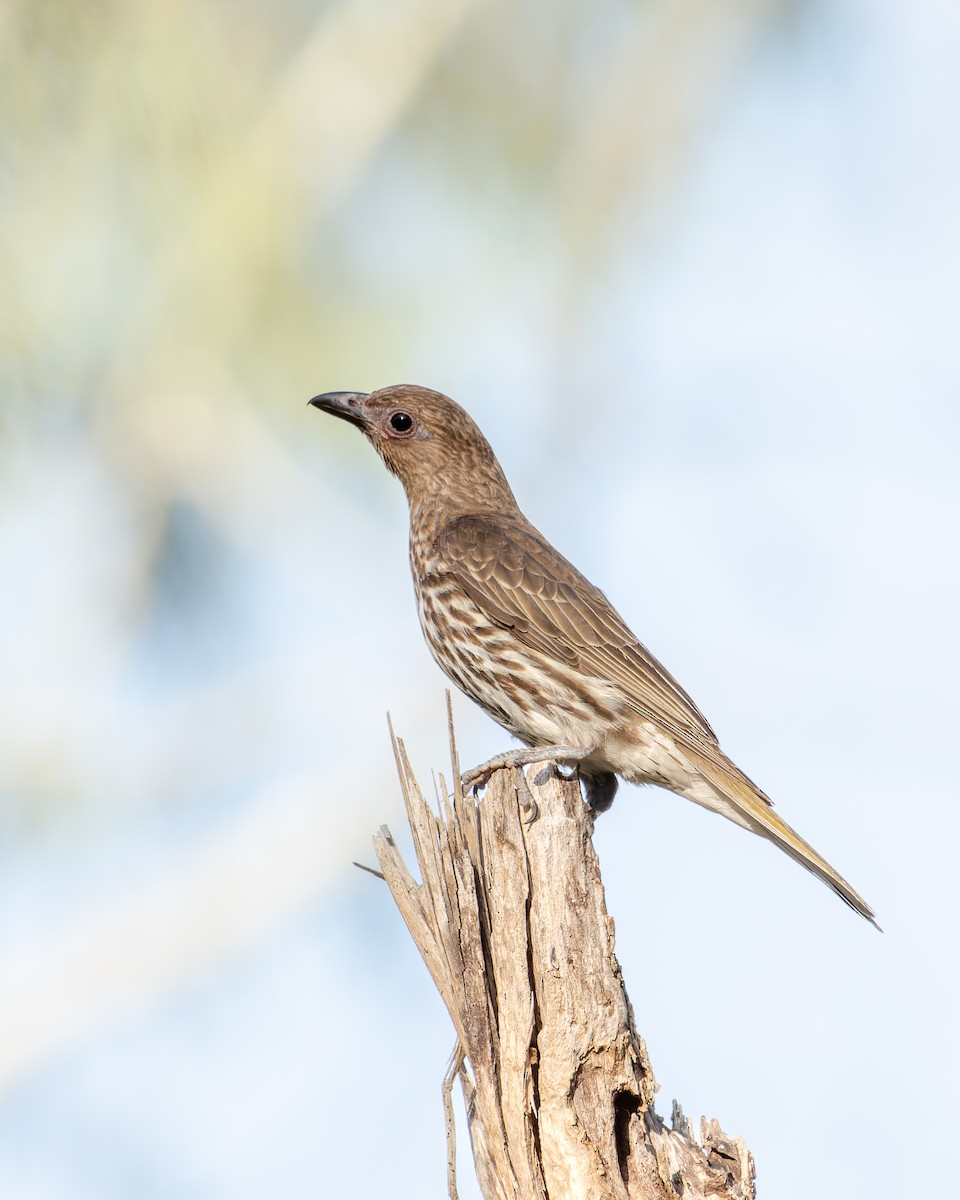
687,748 -> 879,929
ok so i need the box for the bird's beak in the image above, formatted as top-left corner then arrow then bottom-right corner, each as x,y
308,391 -> 371,429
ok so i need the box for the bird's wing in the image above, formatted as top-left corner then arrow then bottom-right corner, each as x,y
438,513 -> 728,758
439,516 -> 879,924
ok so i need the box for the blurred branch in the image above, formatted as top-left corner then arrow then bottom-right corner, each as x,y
258,0 -> 486,210
542,0 -> 786,443
118,0 -> 485,362
557,0 -> 783,267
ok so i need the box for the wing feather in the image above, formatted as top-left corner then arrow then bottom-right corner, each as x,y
438,514 -> 727,758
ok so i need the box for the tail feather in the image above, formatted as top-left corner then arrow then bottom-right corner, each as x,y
688,750 -> 880,929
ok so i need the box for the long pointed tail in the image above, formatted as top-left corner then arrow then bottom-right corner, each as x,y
687,749 -> 879,929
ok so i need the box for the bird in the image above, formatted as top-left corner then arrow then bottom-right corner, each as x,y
310,384 -> 877,926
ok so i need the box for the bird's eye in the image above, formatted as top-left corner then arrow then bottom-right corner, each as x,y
389,411 -> 414,434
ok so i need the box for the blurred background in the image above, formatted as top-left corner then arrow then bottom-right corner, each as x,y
1,0 -> 957,1195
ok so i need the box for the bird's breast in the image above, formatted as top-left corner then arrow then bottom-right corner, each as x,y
411,566 -> 628,752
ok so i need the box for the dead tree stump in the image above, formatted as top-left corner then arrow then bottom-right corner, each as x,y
374,718 -> 755,1200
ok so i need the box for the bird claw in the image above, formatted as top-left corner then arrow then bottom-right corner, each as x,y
513,766 -> 539,824
461,750 -> 531,793
459,761 -> 539,822
460,765 -> 494,794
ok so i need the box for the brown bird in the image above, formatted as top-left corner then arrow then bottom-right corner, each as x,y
310,384 -> 877,926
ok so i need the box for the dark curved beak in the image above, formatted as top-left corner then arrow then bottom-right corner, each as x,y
308,391 -> 370,428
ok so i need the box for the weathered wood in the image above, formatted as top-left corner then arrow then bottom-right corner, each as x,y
374,718 -> 755,1200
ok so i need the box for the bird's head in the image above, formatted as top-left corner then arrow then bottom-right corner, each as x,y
309,384 -> 517,513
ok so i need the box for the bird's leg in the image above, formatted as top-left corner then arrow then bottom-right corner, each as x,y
462,743 -> 598,792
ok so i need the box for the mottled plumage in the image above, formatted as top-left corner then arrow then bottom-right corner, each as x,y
310,384 -> 877,926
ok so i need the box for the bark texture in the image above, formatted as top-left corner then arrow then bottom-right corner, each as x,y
374,721 -> 755,1200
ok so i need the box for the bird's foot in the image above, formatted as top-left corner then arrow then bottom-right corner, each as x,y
461,744 -> 597,793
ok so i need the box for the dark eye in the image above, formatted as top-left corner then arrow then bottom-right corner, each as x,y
389,411 -> 414,433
